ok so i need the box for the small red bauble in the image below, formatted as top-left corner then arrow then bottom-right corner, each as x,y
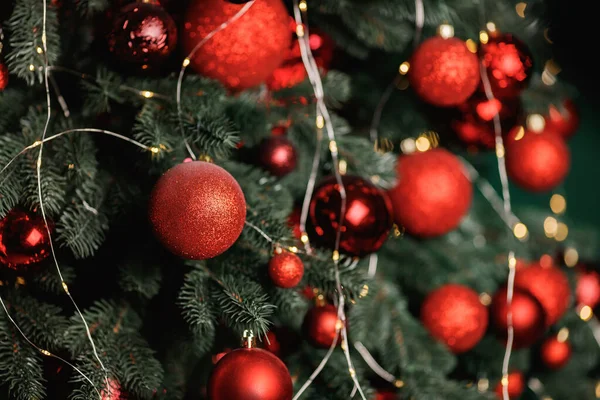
409,36 -> 480,107
0,208 -> 52,269
506,130 -> 570,192
0,62 -> 8,91
490,287 -> 546,349
387,149 -> 472,238
287,207 -> 303,240
257,137 -> 298,177
182,0 -> 290,91
540,336 -> 571,370
545,100 -> 580,139
479,33 -> 533,99
101,378 -> 123,400
149,161 -> 246,260
494,371 -> 525,399
576,269 -> 600,308
375,390 -> 398,400
208,347 -> 293,400
268,250 -> 304,288
420,284 -> 488,353
307,175 -> 393,257
514,262 -> 571,327
264,331 -> 281,356
303,304 -> 341,348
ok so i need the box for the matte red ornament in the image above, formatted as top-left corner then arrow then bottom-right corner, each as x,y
545,100 -> 579,139
182,0 -> 291,91
268,250 -> 304,288
494,371 -> 525,399
576,269 -> 600,308
514,262 -> 571,326
409,36 -> 480,107
303,304 -> 341,348
479,33 -> 533,99
387,149 -> 473,238
307,175 -> 393,257
208,348 -> 293,400
540,337 -> 571,369
420,284 -> 488,353
490,287 -> 546,349
0,62 -> 8,91
0,208 -> 52,269
257,137 -> 298,177
149,161 -> 246,260
107,2 -> 177,71
506,130 -> 570,192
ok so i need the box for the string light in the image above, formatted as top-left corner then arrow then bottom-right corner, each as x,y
438,23 -> 454,39
564,247 -> 579,267
299,0 -> 307,11
526,113 -> 546,132
316,115 -> 325,129
477,378 -> 490,392
400,138 -> 416,154
556,327 -> 569,342
140,90 -> 155,99
399,61 -> 410,75
579,305 -> 593,321
415,136 -> 431,152
544,216 -> 558,238
555,222 -> 568,241
486,22 -> 497,32
465,39 -> 478,53
479,31 -> 489,44
479,292 -> 492,306
550,194 -> 566,214
29,64 -> 36,71
513,222 -> 528,240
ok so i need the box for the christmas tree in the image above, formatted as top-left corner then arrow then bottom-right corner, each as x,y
0,0 -> 597,399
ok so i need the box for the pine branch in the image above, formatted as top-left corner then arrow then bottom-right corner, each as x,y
53,130 -> 98,184
0,134 -> 27,218
403,367 -> 495,400
0,88 -> 30,133
268,287 -> 308,327
133,104 -> 178,159
182,113 -> 240,160
80,67 -> 126,115
76,0 -> 110,16
32,263 -> 76,294
225,93 -> 269,147
337,135 -> 397,189
119,262 -> 163,300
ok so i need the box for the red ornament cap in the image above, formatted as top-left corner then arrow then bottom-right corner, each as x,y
268,250 -> 304,288
494,371 -> 525,399
0,208 -> 52,269
540,336 -> 572,369
303,304 -> 341,348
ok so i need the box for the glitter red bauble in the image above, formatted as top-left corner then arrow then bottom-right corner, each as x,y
506,130 -> 570,192
107,2 -> 177,71
479,33 -> 533,99
387,149 -> 472,238
257,137 -> 298,177
208,348 -> 293,400
545,100 -> 579,139
149,161 -> 246,260
576,269 -> 600,308
490,287 -> 546,349
182,0 -> 291,91
514,262 -> 571,327
0,208 -> 52,269
540,337 -> 571,370
303,304 -> 340,348
408,36 -> 480,107
420,284 -> 488,353
268,251 -> 304,288
307,175 -> 393,257
0,62 -> 8,91
494,371 -> 525,399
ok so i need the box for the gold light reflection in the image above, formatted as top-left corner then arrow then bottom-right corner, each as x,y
486,22 -> 497,32
465,39 -> 478,53
513,222 -> 528,240
438,24 -> 455,39
513,125 -> 525,141
550,194 -> 566,215
579,305 -> 593,321
141,90 -> 155,99
495,143 -> 505,158
316,115 -> 324,129
527,113 -> 546,132
516,2 -> 527,17
479,292 -> 492,306
555,223 -> 568,241
399,61 -> 410,75
544,216 -> 558,238
595,381 -> 600,398
557,327 -> 569,342
338,159 -> 347,175
564,247 -> 579,267
479,31 -> 489,44
296,24 -> 305,38
182,58 -> 191,67
299,0 -> 307,11
415,136 -> 431,152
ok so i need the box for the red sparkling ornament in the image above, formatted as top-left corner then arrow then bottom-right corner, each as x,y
545,100 -> 580,139
506,130 -> 570,192
307,175 -> 393,257
182,0 -> 291,91
208,347 -> 293,400
490,287 -> 546,349
420,284 -> 488,353
257,137 -> 298,177
303,304 -> 341,348
107,2 -> 177,71
0,62 -> 8,91
0,209 -> 52,269
494,371 -> 525,399
387,149 -> 473,238
149,161 -> 246,260
576,269 -> 600,308
409,36 -> 480,107
514,262 -> 571,326
268,250 -> 304,288
540,336 -> 571,369
479,33 -> 533,99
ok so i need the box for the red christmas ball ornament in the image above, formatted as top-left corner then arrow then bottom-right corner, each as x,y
268,250 -> 304,288
0,62 -> 8,91
208,347 -> 293,400
375,390 -> 398,400
540,336 -> 571,370
182,0 -> 291,91
307,175 -> 393,257
101,378 -> 124,400
545,100 -> 580,139
576,269 -> 600,308
264,331 -> 281,356
490,287 -> 546,349
494,371 -> 525,399
479,33 -> 533,99
149,161 -> 246,260
409,36 -> 480,107
420,284 -> 488,353
387,149 -> 473,238
514,262 -> 571,326
107,2 -> 177,71
303,304 -> 341,348
506,130 -> 570,192
257,136 -> 298,177
0,208 -> 52,269
287,207 -> 303,240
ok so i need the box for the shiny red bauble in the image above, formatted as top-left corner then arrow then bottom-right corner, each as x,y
545,100 -> 580,139
514,262 -> 571,327
576,269 -> 600,308
0,62 -> 8,91
182,0 -> 290,91
506,130 -> 570,192
420,284 -> 488,353
540,337 -> 571,370
149,161 -> 246,260
208,347 -> 293,400
479,33 -> 533,99
307,175 -> 393,257
409,36 -> 480,107
268,250 -> 304,288
303,304 -> 341,348
257,137 -> 298,177
387,149 -> 472,238
494,371 -> 525,399
0,208 -> 51,269
490,287 -> 546,349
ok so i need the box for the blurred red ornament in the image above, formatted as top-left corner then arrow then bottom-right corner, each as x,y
409,36 -> 480,107
287,207 -> 303,240
149,161 -> 246,260
208,347 -> 293,400
182,0 -> 290,91
514,262 -> 571,326
387,149 -> 472,238
494,371 -> 525,399
506,130 -> 570,192
479,33 -> 533,99
268,250 -> 304,288
375,390 -> 398,400
303,304 -> 341,348
576,269 -> 600,308
101,378 -> 124,400
490,287 -> 546,349
271,123 -> 290,137
545,100 -> 579,139
264,331 -> 281,356
0,62 -> 8,91
540,336 -> 571,369
107,2 -> 177,71
307,175 -> 393,257
257,137 -> 298,177
301,286 -> 316,300
0,209 -> 52,269
212,349 -> 231,364
420,284 -> 488,353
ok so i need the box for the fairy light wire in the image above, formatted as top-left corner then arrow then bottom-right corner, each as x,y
353,341 -> 396,383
